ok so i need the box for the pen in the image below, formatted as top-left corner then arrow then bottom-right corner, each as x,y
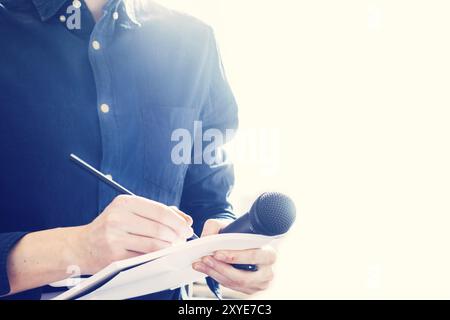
70,154 -> 135,195
70,153 -> 199,240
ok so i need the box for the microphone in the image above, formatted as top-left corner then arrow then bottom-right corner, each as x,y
220,192 -> 296,271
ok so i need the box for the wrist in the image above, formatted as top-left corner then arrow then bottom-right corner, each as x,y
62,225 -> 92,275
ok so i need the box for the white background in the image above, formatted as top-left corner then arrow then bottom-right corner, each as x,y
158,0 -> 450,299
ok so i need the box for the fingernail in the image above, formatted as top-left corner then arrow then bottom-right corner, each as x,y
193,263 -> 205,272
186,227 -> 194,238
176,208 -> 193,226
185,215 -> 193,226
214,252 -> 227,261
203,257 -> 215,268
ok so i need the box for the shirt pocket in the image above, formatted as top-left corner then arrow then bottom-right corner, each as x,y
141,106 -> 199,193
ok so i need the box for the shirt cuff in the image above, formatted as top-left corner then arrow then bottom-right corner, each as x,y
209,213 -> 236,223
0,232 -> 29,296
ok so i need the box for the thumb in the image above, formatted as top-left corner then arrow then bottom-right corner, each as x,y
201,219 -> 230,237
169,206 -> 193,226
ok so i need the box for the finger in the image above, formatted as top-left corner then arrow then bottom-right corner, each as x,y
193,259 -> 271,295
122,233 -> 172,254
201,219 -> 229,237
202,257 -> 274,285
169,206 -> 193,226
192,262 -> 235,287
121,250 -> 144,260
116,211 -> 182,243
114,195 -> 192,238
108,249 -> 144,263
214,247 -> 277,265
255,281 -> 272,291
201,256 -> 249,281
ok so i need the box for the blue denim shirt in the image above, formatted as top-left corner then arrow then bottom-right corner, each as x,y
0,0 -> 238,299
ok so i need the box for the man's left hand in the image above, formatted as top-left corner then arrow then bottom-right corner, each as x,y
192,219 -> 277,295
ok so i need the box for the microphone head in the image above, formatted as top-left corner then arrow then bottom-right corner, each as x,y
250,192 -> 296,236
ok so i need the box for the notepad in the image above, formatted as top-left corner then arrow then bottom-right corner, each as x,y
53,233 -> 279,300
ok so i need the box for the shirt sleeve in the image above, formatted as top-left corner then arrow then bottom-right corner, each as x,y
179,28 -> 239,235
0,232 -> 28,296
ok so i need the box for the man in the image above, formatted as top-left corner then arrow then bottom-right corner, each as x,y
0,0 -> 276,299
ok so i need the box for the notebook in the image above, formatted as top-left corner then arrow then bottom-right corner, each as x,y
53,233 -> 279,300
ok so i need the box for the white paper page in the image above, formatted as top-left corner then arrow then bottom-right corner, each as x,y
53,239 -> 194,300
80,233 -> 277,300
80,267 -> 203,300
55,233 -> 278,300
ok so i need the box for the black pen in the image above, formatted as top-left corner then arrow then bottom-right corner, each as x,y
70,153 -> 199,240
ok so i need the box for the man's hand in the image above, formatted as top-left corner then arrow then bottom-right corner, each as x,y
192,219 -> 276,295
4,195 -> 194,296
77,195 -> 194,274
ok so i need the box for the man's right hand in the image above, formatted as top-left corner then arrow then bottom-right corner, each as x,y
76,195 -> 194,275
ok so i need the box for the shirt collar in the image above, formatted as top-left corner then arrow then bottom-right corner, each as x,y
31,0 -> 67,21
30,0 -> 140,27
115,0 -> 141,28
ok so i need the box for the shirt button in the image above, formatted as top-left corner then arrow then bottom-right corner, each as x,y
112,12 -> 119,20
59,15 -> 66,23
105,174 -> 113,181
92,40 -> 101,50
100,103 -> 110,114
72,0 -> 81,9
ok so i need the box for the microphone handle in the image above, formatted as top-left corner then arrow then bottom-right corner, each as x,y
220,212 -> 255,234
232,264 -> 258,272
220,213 -> 259,272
